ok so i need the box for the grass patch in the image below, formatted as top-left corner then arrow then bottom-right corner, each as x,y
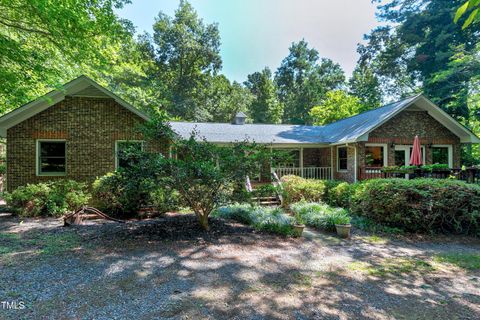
348,258 -> 435,277
0,231 -> 83,258
0,232 -> 22,255
433,253 -> 480,271
359,235 -> 388,244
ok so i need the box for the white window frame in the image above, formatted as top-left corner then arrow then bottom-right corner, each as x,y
365,143 -> 388,168
431,144 -> 453,168
337,146 -> 348,172
394,145 -> 426,166
36,139 -> 67,176
115,140 -> 144,170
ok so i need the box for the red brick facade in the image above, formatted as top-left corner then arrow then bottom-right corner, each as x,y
6,96 -> 166,191
332,110 -> 462,183
5,99 -> 465,189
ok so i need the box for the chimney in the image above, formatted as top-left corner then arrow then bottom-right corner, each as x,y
232,111 -> 247,125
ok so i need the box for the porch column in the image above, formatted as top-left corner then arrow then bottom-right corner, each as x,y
300,147 -> 304,178
330,146 -> 334,180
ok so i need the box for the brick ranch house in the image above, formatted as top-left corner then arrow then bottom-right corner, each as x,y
0,75 -> 478,191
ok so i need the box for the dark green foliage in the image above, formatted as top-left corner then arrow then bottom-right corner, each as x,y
5,180 -> 90,217
160,134 -> 275,230
252,184 -> 280,198
350,178 -> 480,234
244,68 -> 283,123
280,175 -> 350,207
324,181 -> 353,208
280,175 -> 326,206
275,40 -> 345,124
0,0 -> 133,113
91,151 -> 179,218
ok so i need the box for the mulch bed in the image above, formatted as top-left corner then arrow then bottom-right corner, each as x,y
73,213 -> 259,243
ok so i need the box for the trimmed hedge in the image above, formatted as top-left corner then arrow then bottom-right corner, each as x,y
350,179 -> 480,234
281,175 -> 480,234
280,175 -> 347,206
5,180 -> 90,217
213,204 -> 295,236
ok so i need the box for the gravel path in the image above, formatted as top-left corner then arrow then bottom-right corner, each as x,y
0,213 -> 479,319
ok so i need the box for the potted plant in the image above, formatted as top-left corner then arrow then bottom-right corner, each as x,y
293,213 -> 305,237
333,212 -> 352,239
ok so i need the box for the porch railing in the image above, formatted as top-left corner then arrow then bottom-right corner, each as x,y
272,167 -> 332,180
359,167 -> 480,184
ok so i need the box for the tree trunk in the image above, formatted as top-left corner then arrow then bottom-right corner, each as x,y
198,213 -> 209,231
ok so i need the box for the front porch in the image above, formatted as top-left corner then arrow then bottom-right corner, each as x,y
270,147 -> 333,180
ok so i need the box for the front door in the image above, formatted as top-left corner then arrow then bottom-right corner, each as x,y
394,145 -> 425,166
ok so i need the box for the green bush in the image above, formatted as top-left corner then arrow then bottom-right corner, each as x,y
350,178 -> 480,234
280,175 -> 326,205
92,172 -> 179,218
5,180 -> 90,217
0,163 -> 6,175
290,201 -> 350,232
252,184 -> 279,198
324,180 -> 353,208
213,204 -> 295,236
280,176 -> 352,208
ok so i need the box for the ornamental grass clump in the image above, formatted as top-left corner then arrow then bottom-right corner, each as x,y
213,204 -> 295,236
290,201 -> 350,232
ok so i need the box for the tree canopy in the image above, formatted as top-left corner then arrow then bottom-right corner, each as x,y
1,0 -> 479,162
309,90 -> 363,126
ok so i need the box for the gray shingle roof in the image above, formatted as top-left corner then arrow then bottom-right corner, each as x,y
169,95 -> 421,144
319,94 -> 421,143
169,122 -> 328,144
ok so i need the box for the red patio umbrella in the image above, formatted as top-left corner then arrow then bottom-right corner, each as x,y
409,135 -> 423,166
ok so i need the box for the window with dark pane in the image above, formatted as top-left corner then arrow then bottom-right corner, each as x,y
365,146 -> 384,167
116,141 -> 143,169
39,141 -> 66,174
432,147 -> 449,165
338,147 -> 348,171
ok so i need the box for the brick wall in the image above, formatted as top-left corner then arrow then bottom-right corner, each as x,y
332,110 -> 462,183
332,145 -> 356,183
368,110 -> 461,166
7,96 -> 166,191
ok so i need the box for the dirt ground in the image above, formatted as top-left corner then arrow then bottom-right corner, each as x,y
0,212 -> 479,320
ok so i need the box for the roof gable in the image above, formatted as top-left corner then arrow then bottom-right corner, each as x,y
0,75 -> 149,137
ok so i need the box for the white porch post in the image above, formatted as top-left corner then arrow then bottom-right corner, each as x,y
330,146 -> 334,180
300,147 -> 304,178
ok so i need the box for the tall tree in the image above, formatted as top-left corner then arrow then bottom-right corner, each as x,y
364,0 -> 479,120
200,75 -> 254,123
151,0 -> 222,120
275,40 -> 345,124
309,90 -> 363,125
0,0 -> 132,113
348,63 -> 383,109
244,68 -> 284,123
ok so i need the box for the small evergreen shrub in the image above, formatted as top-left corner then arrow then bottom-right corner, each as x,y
280,175 -> 326,205
5,180 -> 90,217
92,172 -> 179,218
324,181 -> 353,208
350,178 -> 480,234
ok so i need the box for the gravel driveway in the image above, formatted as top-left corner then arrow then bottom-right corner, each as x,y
0,212 -> 479,319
